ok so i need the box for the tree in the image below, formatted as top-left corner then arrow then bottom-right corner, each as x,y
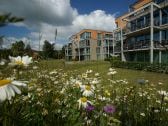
60,45 -> 65,59
0,13 -> 24,51
0,36 -> 4,49
11,41 -> 25,56
42,40 -> 55,59
0,49 -> 11,59
0,13 -> 24,27
25,44 -> 32,56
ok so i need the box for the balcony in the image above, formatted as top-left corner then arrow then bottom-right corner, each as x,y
76,52 -> 90,56
65,50 -> 72,56
161,40 -> 168,48
114,47 -> 121,53
155,0 -> 168,7
123,40 -> 150,51
103,51 -> 113,55
103,44 -> 113,47
79,39 -> 90,48
124,26 -> 150,37
162,16 -> 168,25
104,37 -> 113,40
67,52 -> 72,56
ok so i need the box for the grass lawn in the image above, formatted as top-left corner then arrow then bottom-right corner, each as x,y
1,59 -> 168,126
39,60 -> 168,89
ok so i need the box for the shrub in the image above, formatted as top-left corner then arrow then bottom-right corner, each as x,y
110,60 -> 168,74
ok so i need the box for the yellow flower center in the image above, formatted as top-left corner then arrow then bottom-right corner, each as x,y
15,61 -> 23,65
81,97 -> 87,103
105,90 -> 110,96
85,85 -> 91,91
0,80 -> 12,87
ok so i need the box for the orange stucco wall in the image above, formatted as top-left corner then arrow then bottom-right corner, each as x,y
115,13 -> 128,29
115,15 -> 126,28
69,29 -> 112,60
75,29 -> 112,40
133,0 -> 152,10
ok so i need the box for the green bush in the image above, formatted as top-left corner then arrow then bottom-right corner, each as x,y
111,60 -> 168,74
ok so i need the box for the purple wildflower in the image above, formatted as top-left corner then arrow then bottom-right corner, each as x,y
103,105 -> 116,114
86,103 -> 95,112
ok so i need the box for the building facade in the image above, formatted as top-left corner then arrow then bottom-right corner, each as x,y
115,0 -> 168,63
65,0 -> 168,63
65,29 -> 114,61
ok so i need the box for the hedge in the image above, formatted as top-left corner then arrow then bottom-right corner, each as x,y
110,60 -> 168,74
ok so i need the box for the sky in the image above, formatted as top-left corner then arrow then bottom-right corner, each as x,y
0,0 -> 136,50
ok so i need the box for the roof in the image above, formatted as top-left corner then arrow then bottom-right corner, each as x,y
77,29 -> 113,35
115,12 -> 129,20
130,0 -> 144,8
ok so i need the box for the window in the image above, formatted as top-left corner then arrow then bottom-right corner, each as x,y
96,47 -> 100,53
154,32 -> 159,42
86,40 -> 90,46
137,35 -> 145,42
154,0 -> 166,4
162,7 -> 168,25
154,10 -> 160,26
105,34 -> 113,39
97,40 -> 101,46
161,30 -> 168,45
137,17 -> 144,29
97,54 -> 101,60
105,40 -> 108,46
85,55 -> 90,60
144,34 -> 150,41
115,32 -> 121,41
145,14 -> 150,27
80,32 -> 91,40
97,33 -> 102,39
85,32 -> 91,39
86,48 -> 90,54
80,33 -> 85,40
131,20 -> 136,31
162,30 -> 168,40
109,40 -> 113,46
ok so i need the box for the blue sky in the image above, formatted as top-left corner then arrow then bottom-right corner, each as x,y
71,0 -> 135,15
0,0 -> 136,50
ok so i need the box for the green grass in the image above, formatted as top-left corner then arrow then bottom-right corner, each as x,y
38,60 -> 168,89
1,59 -> 168,126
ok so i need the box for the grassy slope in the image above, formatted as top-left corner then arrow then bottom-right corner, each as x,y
39,60 -> 168,89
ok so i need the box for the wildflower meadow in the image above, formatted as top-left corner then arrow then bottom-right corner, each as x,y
0,57 -> 168,126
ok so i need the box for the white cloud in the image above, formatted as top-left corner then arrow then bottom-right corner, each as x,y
0,0 -> 77,27
73,10 -> 116,31
0,0 -> 116,50
2,37 -> 29,49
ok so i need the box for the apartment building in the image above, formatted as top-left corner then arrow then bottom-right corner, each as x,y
115,0 -> 168,63
65,29 -> 113,61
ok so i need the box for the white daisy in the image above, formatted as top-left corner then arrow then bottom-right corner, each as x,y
0,60 -> 5,65
109,68 -> 115,72
91,78 -> 99,84
107,68 -> 117,75
81,85 -> 94,97
74,80 -> 82,88
95,73 -> 100,77
0,79 -> 27,102
107,71 -> 117,75
77,97 -> 92,109
9,55 -> 32,66
86,70 -> 93,74
158,90 -> 168,96
82,73 -> 88,79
